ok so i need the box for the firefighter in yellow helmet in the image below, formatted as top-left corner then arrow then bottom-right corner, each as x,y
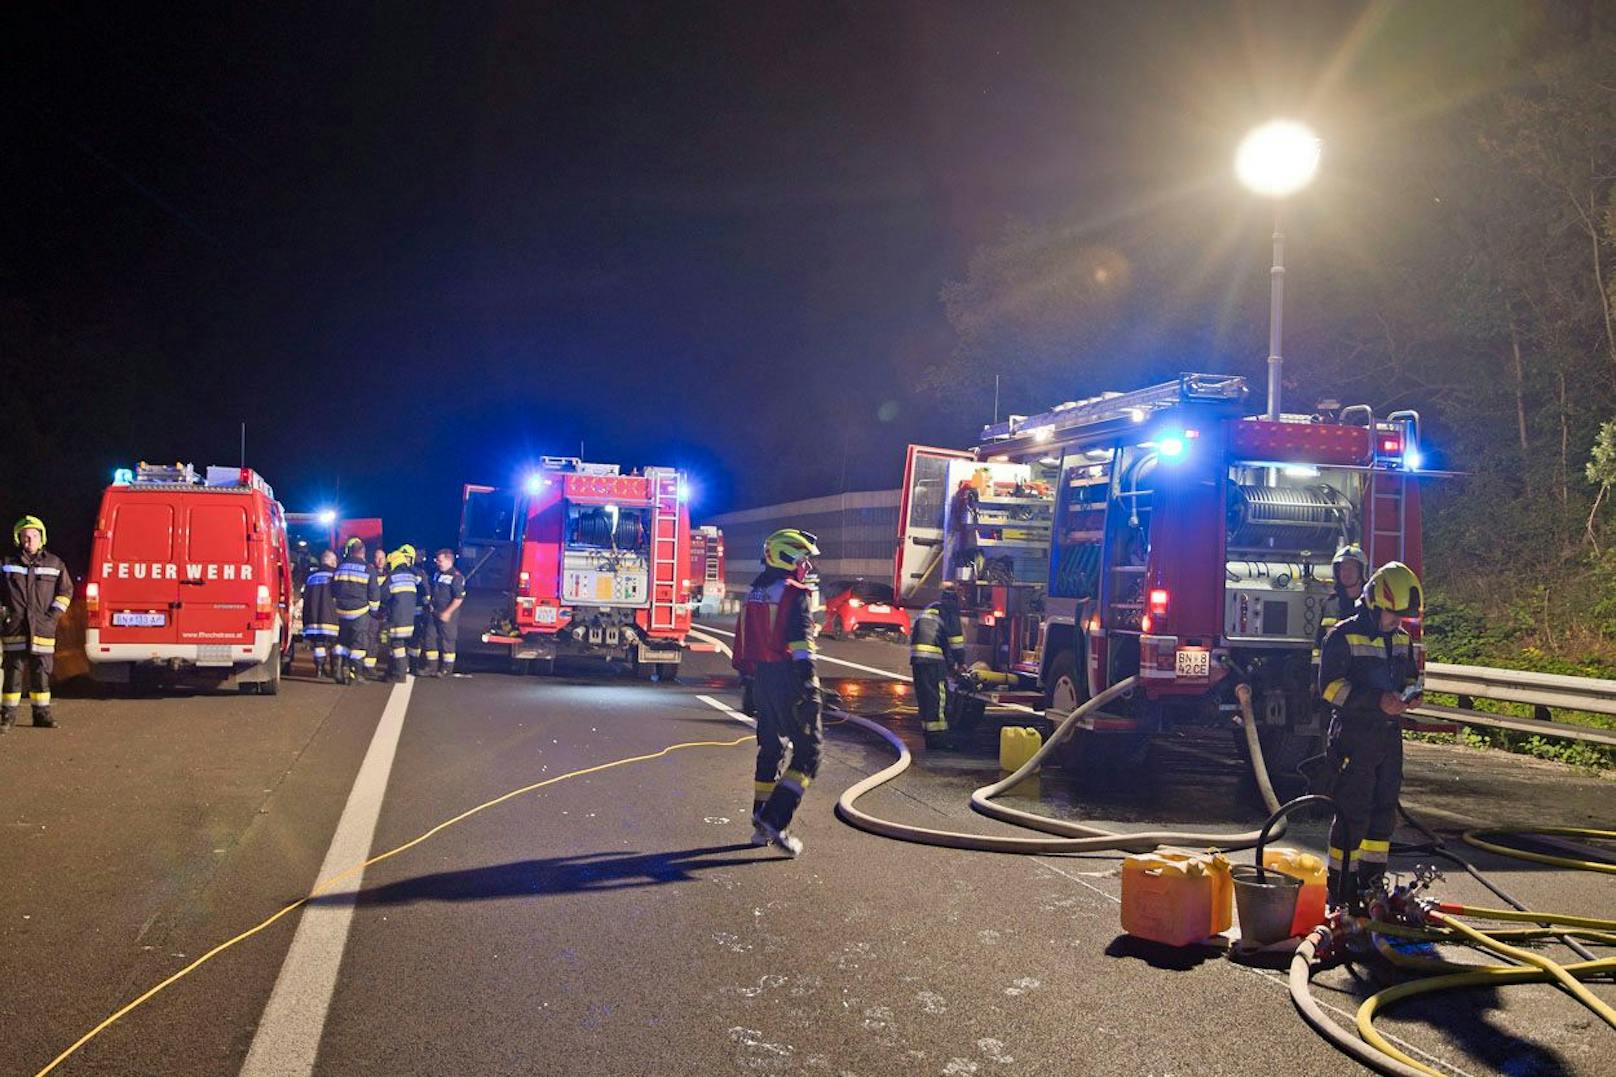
731,528 -> 822,857
381,547 -> 420,682
2,516 -> 74,731
1317,561 -> 1423,912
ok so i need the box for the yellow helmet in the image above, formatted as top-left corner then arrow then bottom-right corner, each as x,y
12,515 -> 46,547
1363,561 -> 1422,617
762,528 -> 820,571
387,547 -> 414,570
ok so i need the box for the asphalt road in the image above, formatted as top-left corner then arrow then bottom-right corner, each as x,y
1,631 -> 1611,1076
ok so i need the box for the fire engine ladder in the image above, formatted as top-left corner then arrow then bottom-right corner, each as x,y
1367,470 -> 1408,566
649,469 -> 682,630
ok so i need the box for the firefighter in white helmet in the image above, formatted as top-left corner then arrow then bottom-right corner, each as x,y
731,528 -> 823,857
1317,561 -> 1423,912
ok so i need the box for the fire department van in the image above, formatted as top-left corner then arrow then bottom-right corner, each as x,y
85,463 -> 294,693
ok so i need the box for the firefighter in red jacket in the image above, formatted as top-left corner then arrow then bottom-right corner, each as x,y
1317,561 -> 1423,912
2,516 -> 74,731
732,528 -> 822,857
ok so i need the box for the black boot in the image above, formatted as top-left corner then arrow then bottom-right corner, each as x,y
0,709 -> 15,734
32,708 -> 57,729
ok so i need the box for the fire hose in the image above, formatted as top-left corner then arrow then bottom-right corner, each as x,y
835,675 -> 1289,854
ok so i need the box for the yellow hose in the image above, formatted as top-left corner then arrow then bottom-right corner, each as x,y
1437,902 -> 1616,932
1429,912 -> 1616,1030
1462,826 -> 1616,875
1356,956 -> 1616,1077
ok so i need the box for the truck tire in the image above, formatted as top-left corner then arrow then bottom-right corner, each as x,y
532,655 -> 555,676
1238,727 -> 1324,801
261,655 -> 282,696
656,662 -> 678,682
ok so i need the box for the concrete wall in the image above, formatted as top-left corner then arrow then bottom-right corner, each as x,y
705,488 -> 900,592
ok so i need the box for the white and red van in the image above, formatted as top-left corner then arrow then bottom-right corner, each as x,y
84,463 -> 294,693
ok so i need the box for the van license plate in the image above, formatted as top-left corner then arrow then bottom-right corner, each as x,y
1175,648 -> 1210,678
113,611 -> 167,628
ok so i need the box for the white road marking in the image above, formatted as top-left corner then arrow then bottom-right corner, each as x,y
692,623 -> 915,683
239,677 -> 416,1077
698,693 -> 756,729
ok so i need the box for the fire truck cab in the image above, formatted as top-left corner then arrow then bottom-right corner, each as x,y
467,457 -> 693,677
85,463 -> 294,694
895,373 -> 1425,779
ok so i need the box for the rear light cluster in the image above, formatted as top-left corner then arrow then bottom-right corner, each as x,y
1140,634 -> 1177,679
253,584 -> 272,628
518,570 -> 531,596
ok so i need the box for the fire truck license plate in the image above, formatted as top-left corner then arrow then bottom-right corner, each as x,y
534,606 -> 558,625
1174,648 -> 1210,678
113,611 -> 167,627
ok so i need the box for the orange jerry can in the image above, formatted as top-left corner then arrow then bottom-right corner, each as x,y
1120,850 -> 1233,947
1262,848 -> 1328,937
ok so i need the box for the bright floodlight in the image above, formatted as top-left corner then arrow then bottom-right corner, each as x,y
317,509 -> 337,526
1235,120 -> 1322,198
524,473 -> 546,494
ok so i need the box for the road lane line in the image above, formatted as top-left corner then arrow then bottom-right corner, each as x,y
691,624 -> 914,682
697,693 -> 756,728
239,677 -> 415,1077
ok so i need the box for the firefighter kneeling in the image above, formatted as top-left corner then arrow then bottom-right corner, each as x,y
910,588 -> 966,749
1317,561 -> 1423,913
732,528 -> 823,858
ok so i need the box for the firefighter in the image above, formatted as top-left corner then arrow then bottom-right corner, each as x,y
382,545 -> 419,682
409,544 -> 431,673
910,587 -> 967,749
1,516 -> 74,731
732,528 -> 823,857
361,546 -> 389,680
330,538 -> 378,684
301,548 -> 340,680
425,548 -> 465,677
1317,561 -> 1423,913
1312,543 -> 1367,671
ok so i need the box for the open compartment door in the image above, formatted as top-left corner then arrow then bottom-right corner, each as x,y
458,483 -> 519,589
894,444 -> 973,607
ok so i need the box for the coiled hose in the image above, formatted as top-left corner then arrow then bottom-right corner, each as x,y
835,676 -> 1288,854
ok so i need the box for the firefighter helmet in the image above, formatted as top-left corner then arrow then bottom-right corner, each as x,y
345,536 -> 365,554
1332,543 -> 1367,581
1363,561 -> 1423,617
387,548 -> 413,570
762,529 -> 820,571
12,515 -> 46,547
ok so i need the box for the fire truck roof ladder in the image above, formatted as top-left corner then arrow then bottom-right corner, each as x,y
980,372 -> 1249,445
649,468 -> 681,630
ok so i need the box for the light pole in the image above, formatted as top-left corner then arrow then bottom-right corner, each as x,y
1236,120 -> 1322,420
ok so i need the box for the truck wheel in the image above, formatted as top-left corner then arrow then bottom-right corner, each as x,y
1239,727 -> 1324,801
531,656 -> 555,676
510,656 -> 531,676
656,662 -> 678,682
824,616 -> 843,641
1043,649 -> 1088,771
260,656 -> 282,696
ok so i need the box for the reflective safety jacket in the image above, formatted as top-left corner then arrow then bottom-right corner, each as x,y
1317,605 -> 1416,722
429,568 -> 465,615
1311,584 -> 1359,667
910,601 -> 965,664
301,569 -> 338,636
330,556 -> 379,619
732,568 -> 815,674
384,566 -> 419,629
1,549 -> 74,654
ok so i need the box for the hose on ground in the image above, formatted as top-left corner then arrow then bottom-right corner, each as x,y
1461,826 -> 1616,876
835,675 -> 1293,855
1289,925 -> 1432,1077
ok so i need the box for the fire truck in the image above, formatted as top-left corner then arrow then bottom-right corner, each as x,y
894,372 -> 1425,781
689,525 -> 726,617
467,457 -> 693,677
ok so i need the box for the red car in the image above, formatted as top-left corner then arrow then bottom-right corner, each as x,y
820,580 -> 909,640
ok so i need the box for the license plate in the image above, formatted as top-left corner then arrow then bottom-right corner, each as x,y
112,611 -> 167,628
868,604 -> 891,613
1174,648 -> 1210,678
534,606 -> 559,625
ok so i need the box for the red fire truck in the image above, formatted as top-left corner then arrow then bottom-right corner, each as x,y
85,462 -> 295,693
689,525 -> 726,617
467,457 -> 693,677
894,373 -> 1426,780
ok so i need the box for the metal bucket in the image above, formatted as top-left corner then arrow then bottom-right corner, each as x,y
1231,864 -> 1303,946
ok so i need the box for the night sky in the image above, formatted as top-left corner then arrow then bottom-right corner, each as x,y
6,2 -> 1500,564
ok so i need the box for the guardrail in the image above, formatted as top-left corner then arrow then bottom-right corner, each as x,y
1416,663 -> 1616,748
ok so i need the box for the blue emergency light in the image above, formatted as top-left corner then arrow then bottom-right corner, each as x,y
112,467 -> 134,485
